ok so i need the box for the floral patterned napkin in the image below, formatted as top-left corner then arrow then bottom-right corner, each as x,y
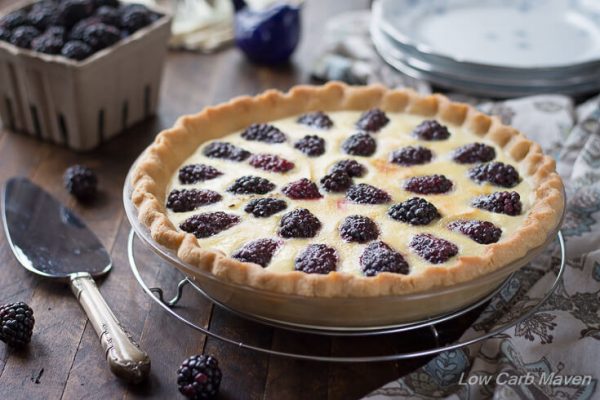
313,11 -> 600,400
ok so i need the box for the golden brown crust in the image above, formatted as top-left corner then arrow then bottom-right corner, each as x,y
131,82 -> 565,298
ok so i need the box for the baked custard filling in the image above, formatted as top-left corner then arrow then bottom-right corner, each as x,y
164,109 -> 533,277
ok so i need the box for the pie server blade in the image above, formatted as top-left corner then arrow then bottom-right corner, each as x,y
2,177 -> 150,383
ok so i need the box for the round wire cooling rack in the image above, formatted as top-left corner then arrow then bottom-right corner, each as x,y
128,229 -> 566,363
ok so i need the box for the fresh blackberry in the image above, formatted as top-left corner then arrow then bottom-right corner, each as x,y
0,27 -> 11,42
342,132 -> 376,156
63,164 -> 98,201
81,23 -> 120,50
472,191 -> 522,216
297,111 -> 333,129
346,183 -> 391,204
330,159 -> 366,178
61,40 -> 93,60
166,189 -> 222,212
241,123 -> 286,143
320,171 -> 352,193
360,241 -> 409,277
31,33 -> 64,54
178,164 -> 223,184
177,354 -> 222,400
46,26 -> 66,39
227,175 -> 275,195
27,3 -> 58,31
179,212 -> 240,238
120,7 -> 152,33
0,302 -> 34,348
388,197 -> 440,225
412,120 -> 450,141
448,220 -> 502,244
339,215 -> 379,243
203,141 -> 251,161
294,135 -> 325,157
232,238 -> 281,267
355,108 -> 389,132
295,244 -> 338,274
281,178 -> 322,200
410,234 -> 458,264
244,198 -> 287,218
249,154 -> 295,173
95,6 -> 121,27
389,146 -> 433,166
452,143 -> 496,164
0,10 -> 28,30
404,175 -> 453,195
278,208 -> 321,238
93,0 -> 119,7
468,162 -> 521,188
69,17 -> 99,41
9,26 -> 40,49
58,0 -> 94,28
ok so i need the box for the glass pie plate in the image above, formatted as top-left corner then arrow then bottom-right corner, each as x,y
123,151 -> 564,331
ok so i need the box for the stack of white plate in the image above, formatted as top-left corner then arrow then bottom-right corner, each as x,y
371,0 -> 600,98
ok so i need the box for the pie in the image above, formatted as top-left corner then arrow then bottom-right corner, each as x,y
131,82 -> 564,298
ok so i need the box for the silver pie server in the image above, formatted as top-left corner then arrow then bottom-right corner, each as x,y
1,177 -> 150,383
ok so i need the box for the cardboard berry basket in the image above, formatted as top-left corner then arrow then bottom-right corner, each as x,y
0,2 -> 172,151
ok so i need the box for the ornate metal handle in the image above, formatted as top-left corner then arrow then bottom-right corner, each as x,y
70,272 -> 151,383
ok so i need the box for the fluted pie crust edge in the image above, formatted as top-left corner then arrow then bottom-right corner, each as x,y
131,82 -> 564,298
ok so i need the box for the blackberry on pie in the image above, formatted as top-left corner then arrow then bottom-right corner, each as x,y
135,83 -> 564,303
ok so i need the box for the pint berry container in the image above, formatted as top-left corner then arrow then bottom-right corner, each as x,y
0,2 -> 171,151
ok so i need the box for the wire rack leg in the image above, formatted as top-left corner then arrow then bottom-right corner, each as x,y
150,279 -> 190,307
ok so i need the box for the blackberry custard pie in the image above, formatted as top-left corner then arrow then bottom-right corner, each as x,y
131,83 -> 564,326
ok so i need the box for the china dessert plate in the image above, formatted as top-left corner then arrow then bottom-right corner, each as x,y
376,0 -> 600,69
129,82 -> 564,327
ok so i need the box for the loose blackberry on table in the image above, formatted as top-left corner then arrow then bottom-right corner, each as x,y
341,132 -> 376,156
282,178 -> 322,199
241,123 -> 286,143
179,212 -> 240,238
472,191 -> 522,216
0,302 -> 35,348
388,197 -> 440,226
64,164 -> 98,201
404,174 -> 453,195
177,354 -> 222,400
232,239 -> 281,267
297,111 -> 333,129
448,220 -> 502,244
295,244 -> 338,274
244,197 -> 287,218
339,215 -> 379,243
360,241 -> 409,276
166,189 -> 222,212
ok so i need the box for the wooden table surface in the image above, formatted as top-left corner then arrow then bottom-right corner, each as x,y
0,1 -> 481,399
